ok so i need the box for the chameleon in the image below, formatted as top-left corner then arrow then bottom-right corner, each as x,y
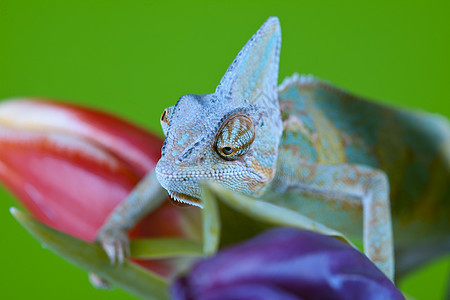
98,17 -> 450,282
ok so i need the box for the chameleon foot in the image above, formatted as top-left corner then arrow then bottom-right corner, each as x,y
97,227 -> 130,265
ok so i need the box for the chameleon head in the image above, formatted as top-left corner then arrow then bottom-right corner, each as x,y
155,17 -> 283,207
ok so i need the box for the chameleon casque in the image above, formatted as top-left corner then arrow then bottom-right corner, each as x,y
98,17 -> 450,282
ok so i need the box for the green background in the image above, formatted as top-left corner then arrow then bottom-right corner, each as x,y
0,0 -> 449,299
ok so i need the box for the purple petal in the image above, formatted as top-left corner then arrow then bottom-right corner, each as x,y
171,227 -> 404,300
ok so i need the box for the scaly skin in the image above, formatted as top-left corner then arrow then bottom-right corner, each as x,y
98,17 -> 450,282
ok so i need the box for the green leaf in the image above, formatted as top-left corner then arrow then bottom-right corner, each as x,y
202,183 -> 354,248
200,186 -> 221,255
10,207 -> 169,300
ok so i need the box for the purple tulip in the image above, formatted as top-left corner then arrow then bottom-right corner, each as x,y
171,227 -> 404,300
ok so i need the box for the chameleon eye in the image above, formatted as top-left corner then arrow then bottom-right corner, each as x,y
161,108 -> 170,124
216,114 -> 255,161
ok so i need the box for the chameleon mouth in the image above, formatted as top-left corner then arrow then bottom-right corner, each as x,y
167,191 -> 203,208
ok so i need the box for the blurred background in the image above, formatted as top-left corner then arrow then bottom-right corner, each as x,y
0,0 -> 449,299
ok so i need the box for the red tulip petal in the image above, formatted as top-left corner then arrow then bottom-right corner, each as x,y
0,98 -> 202,279
0,127 -> 139,241
0,99 -> 200,243
130,202 -> 191,239
0,99 -> 163,176
0,99 -> 199,277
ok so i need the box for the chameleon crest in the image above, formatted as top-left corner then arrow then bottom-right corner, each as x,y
155,17 -> 283,206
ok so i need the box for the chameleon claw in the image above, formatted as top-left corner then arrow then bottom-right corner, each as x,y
102,241 -> 117,265
116,239 -> 125,265
89,273 -> 111,289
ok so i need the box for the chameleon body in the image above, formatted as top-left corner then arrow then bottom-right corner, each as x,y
99,17 -> 450,281
271,75 -> 450,279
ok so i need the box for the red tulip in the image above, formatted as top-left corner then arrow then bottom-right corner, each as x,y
0,98 -> 201,278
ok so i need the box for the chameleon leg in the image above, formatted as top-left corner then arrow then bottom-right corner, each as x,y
274,161 -> 394,280
97,170 -> 167,264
